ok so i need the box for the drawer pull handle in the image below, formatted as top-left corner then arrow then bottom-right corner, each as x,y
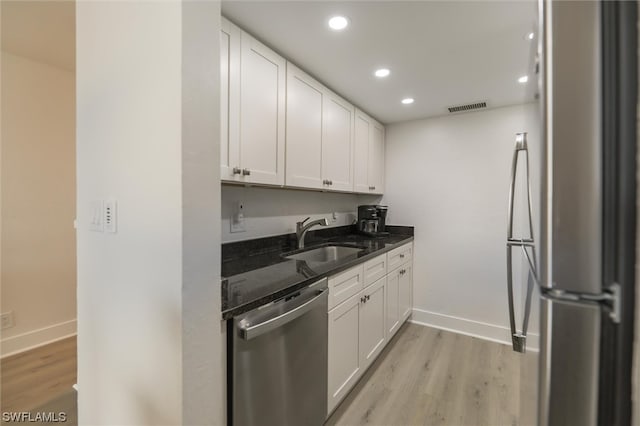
242,168 -> 251,176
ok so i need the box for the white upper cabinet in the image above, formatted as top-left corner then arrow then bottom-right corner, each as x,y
220,18 -> 286,186
220,18 -> 240,181
353,112 -> 370,193
221,17 -> 381,193
238,32 -> 286,185
369,122 -> 385,194
285,63 -> 324,189
321,90 -> 354,192
286,68 -> 354,192
353,109 -> 385,195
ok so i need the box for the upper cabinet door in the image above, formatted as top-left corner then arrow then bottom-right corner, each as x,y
368,121 -> 385,194
238,31 -> 286,186
285,63 -> 323,189
220,18 -> 241,181
322,91 -> 354,192
353,110 -> 370,193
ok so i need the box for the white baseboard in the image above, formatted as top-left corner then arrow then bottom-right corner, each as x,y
1,319 -> 77,358
410,308 -> 539,351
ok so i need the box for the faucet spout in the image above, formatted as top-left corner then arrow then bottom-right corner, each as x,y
296,217 -> 329,249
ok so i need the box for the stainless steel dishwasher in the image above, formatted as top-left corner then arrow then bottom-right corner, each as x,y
231,278 -> 328,426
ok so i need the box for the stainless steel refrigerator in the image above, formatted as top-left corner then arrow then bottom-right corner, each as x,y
506,1 -> 637,425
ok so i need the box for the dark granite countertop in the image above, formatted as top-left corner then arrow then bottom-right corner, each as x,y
221,225 -> 414,320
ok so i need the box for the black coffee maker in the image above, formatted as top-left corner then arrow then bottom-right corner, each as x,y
357,205 -> 389,237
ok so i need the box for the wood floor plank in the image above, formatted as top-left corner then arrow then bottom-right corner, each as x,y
326,323 -> 521,426
1,336 -> 77,413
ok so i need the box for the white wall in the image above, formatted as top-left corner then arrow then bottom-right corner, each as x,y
181,2 -> 224,424
76,2 -> 223,424
221,185 -> 380,242
382,103 -> 540,345
1,51 -> 77,356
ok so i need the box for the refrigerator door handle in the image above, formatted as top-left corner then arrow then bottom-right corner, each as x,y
506,132 -> 539,353
540,283 -> 621,323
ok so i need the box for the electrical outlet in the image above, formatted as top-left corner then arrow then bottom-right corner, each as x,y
1,311 -> 15,329
230,201 -> 246,233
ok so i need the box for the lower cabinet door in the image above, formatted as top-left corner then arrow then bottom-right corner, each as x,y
327,293 -> 361,415
386,268 -> 401,338
359,277 -> 386,371
399,263 -> 413,322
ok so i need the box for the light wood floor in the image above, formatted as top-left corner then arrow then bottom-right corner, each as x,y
326,323 -> 520,426
1,336 -> 77,413
0,326 -> 520,426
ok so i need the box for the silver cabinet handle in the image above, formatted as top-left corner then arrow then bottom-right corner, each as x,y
329,180 -> 333,186
237,288 -> 328,340
242,168 -> 251,176
232,167 -> 242,175
400,254 -> 405,259
366,294 -> 370,301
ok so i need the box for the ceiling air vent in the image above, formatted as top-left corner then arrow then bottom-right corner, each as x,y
447,101 -> 487,114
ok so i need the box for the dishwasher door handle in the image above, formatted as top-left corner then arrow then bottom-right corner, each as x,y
237,288 -> 327,340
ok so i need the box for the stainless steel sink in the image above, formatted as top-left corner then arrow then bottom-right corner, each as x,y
285,245 -> 363,263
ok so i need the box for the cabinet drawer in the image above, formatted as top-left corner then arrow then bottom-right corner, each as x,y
363,254 -> 387,288
387,243 -> 413,272
328,264 -> 364,310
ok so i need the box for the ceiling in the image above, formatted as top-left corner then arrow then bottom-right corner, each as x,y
1,0 -> 75,71
222,1 -> 537,124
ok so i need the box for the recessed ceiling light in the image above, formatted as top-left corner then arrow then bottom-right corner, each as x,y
328,16 -> 349,31
374,68 -> 390,78
518,75 -> 529,83
526,32 -> 535,40
401,98 -> 414,105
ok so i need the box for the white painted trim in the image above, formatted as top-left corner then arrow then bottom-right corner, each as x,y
410,308 -> 539,352
1,319 -> 77,358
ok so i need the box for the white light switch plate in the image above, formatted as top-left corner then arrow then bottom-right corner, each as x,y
104,199 -> 117,233
89,200 -> 104,232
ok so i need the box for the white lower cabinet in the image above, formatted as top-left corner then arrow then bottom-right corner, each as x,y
359,277 -> 387,371
327,243 -> 413,417
328,293 -> 362,414
386,267 -> 401,338
386,261 -> 413,340
399,263 -> 413,322
327,277 -> 386,415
